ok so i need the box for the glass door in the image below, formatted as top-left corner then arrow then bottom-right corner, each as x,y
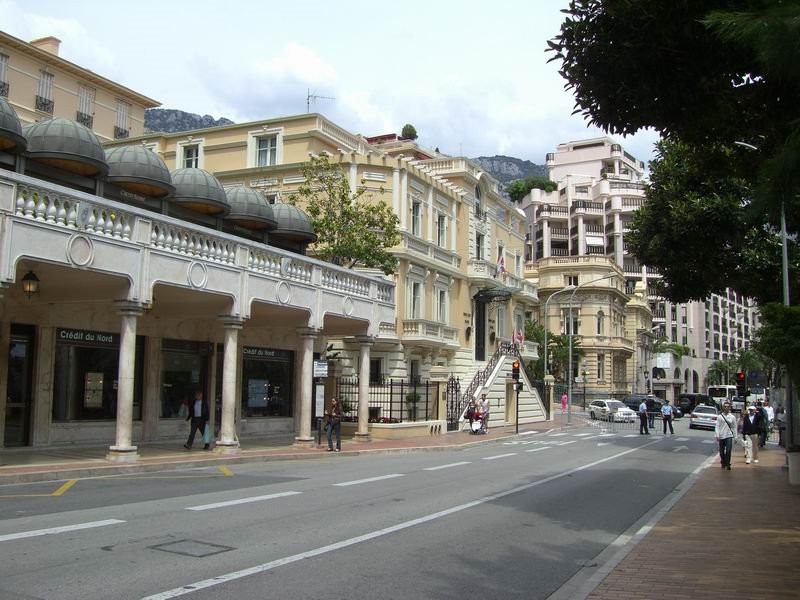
475,301 -> 486,361
4,325 -> 35,446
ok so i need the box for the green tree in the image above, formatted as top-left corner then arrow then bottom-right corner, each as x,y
652,337 -> 692,360
548,333 -> 584,384
524,319 -> 546,379
707,359 -> 735,386
401,124 -> 418,140
506,176 -> 558,203
549,0 -> 800,384
288,155 -> 400,275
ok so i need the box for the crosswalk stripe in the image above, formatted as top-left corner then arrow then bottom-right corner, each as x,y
483,453 -> 517,461
0,519 -> 125,543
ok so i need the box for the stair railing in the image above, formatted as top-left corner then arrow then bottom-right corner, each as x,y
457,341 -> 520,422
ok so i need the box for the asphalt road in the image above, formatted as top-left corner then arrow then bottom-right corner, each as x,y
0,418 -> 717,600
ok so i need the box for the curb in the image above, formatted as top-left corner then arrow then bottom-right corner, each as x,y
0,422 -> 572,485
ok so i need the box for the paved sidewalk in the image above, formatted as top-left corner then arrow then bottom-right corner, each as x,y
0,417 -> 568,484
587,443 -> 800,600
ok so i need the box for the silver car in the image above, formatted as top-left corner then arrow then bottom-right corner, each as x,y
588,399 -> 636,423
688,405 -> 718,430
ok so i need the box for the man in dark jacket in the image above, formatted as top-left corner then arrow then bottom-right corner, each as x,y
757,402 -> 769,448
646,396 -> 656,428
741,404 -> 762,464
185,388 -> 210,450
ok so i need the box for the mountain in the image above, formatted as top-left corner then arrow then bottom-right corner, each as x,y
144,108 -> 235,134
471,155 -> 548,186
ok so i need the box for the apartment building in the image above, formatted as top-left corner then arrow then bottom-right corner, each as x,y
522,137 -> 760,401
106,118 -> 546,429
0,30 -> 158,140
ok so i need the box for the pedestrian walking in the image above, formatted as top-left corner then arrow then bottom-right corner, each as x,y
646,396 -> 656,428
560,392 -> 568,413
741,404 -> 762,464
638,399 -> 650,435
325,398 -> 343,452
765,400 -> 775,441
661,400 -> 674,434
479,394 -> 490,433
184,388 -> 210,450
757,401 -> 769,448
466,398 -> 477,432
715,402 -> 736,469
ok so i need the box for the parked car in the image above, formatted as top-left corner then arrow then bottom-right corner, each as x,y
621,394 -> 652,413
688,405 -> 718,430
652,398 -> 683,419
677,393 -> 713,414
588,399 -> 637,422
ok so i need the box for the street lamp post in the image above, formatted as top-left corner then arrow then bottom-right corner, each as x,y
543,285 -> 576,380
567,273 -> 618,425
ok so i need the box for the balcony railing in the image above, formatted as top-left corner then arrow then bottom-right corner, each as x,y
474,206 -> 489,222
551,248 -> 569,257
114,126 -> 130,140
0,80 -> 8,98
76,112 -> 94,129
551,227 -> 569,238
609,182 -> 645,192
35,95 -> 54,114
546,152 -> 554,163
585,224 -> 603,233
571,201 -> 604,213
402,319 -> 459,347
538,204 -> 568,216
586,245 -> 605,255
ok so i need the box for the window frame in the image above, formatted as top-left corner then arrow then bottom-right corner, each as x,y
246,127 -> 284,168
177,138 -> 205,170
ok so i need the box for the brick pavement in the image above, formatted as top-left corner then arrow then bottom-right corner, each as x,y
587,444 -> 800,600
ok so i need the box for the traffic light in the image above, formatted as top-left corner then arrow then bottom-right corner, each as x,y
511,360 -> 520,381
735,372 -> 747,397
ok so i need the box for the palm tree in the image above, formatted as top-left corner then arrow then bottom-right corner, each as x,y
652,336 -> 692,360
706,359 -> 733,386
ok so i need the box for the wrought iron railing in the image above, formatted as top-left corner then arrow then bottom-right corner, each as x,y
114,126 -> 129,139
0,80 -> 8,98
335,378 -> 438,423
35,95 -> 54,114
76,111 -> 94,128
457,341 -> 520,423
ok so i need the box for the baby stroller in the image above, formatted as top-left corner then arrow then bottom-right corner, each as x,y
470,411 -> 486,434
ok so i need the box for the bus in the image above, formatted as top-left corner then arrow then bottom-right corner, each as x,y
707,385 -> 742,411
749,384 -> 767,404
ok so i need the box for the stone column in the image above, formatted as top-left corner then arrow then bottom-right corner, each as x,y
355,335 -> 374,441
31,326 -> 55,446
108,302 -> 144,462
543,219 -> 551,258
400,169 -> 408,230
216,318 -> 242,453
294,327 -> 318,447
141,336 -> 161,441
614,213 -> 623,267
577,215 -> 585,255
392,168 -> 401,215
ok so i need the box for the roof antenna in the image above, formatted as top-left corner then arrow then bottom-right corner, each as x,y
307,88 -> 336,113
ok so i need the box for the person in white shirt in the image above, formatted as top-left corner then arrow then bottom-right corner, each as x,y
715,402 -> 737,470
661,401 -> 674,434
638,400 -> 649,435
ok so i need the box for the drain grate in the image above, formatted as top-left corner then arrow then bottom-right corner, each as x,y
149,539 -> 234,558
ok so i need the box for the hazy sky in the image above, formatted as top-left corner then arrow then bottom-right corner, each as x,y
3,0 -> 659,165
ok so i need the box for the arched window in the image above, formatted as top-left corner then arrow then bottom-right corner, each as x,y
596,311 -> 605,335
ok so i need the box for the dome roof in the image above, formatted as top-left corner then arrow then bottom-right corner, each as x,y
170,168 -> 229,216
224,186 -> 277,230
0,97 -> 26,153
271,203 -> 317,242
22,118 -> 107,176
106,145 -> 174,198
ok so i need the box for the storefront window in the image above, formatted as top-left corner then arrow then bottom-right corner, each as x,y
241,347 -> 293,418
161,339 -> 211,418
52,328 -> 144,421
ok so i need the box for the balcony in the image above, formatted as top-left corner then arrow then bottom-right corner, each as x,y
609,181 -> 645,192
468,258 -> 497,285
2,169 -> 396,334
474,206 -> 489,222
401,319 -> 459,349
586,245 -> 605,255
0,80 -> 8,98
585,224 -> 603,234
499,271 -> 538,301
114,126 -> 130,140
35,95 -> 54,114
398,231 -> 461,271
570,200 -> 604,214
551,227 -> 569,239
546,152 -> 554,165
550,248 -> 569,257
538,204 -> 568,217
76,112 -> 94,129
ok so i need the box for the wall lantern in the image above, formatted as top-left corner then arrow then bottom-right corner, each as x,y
21,270 -> 40,299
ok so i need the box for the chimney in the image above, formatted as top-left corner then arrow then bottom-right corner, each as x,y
29,36 -> 62,56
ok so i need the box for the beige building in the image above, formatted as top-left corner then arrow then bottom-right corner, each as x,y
0,30 -> 158,141
106,118 -> 547,429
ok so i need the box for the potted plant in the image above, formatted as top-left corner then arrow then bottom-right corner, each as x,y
405,391 -> 420,421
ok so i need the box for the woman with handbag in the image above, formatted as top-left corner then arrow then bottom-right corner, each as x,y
325,398 -> 343,452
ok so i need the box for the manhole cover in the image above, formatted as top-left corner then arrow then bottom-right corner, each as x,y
149,539 -> 234,558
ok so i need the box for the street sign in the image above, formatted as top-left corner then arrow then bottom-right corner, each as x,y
313,360 -> 329,378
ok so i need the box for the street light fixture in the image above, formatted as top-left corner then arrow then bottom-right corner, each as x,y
567,273 -> 618,425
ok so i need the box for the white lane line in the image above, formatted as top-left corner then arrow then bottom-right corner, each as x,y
675,437 -> 689,441
548,433 -> 569,437
559,441 -> 576,446
702,440 -> 715,444
483,453 -> 517,461
624,434 -> 638,438
519,431 -> 538,436
526,447 -> 552,453
142,440 -> 662,600
599,433 -> 616,437
333,474 -> 404,487
186,491 -> 302,511
0,519 -> 125,543
423,462 -> 471,471
573,433 -> 592,437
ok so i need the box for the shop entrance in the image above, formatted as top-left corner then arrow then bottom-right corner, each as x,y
4,324 -> 35,446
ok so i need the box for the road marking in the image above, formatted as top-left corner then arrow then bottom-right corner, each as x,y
333,474 -> 404,487
186,491 -> 302,511
483,453 -> 517,460
218,466 -> 234,477
702,440 -> 715,444
424,461 -> 471,471
624,434 -> 638,438
526,447 -> 552,453
597,443 -> 610,447
675,437 -> 689,441
559,441 -> 576,446
573,433 -> 592,437
672,445 -> 689,453
0,519 -> 125,543
548,433 -> 568,437
599,433 -> 616,437
50,480 -> 77,497
142,440 -> 663,600
519,431 -> 537,436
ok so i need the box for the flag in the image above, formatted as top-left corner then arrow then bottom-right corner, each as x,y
496,253 -> 506,276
